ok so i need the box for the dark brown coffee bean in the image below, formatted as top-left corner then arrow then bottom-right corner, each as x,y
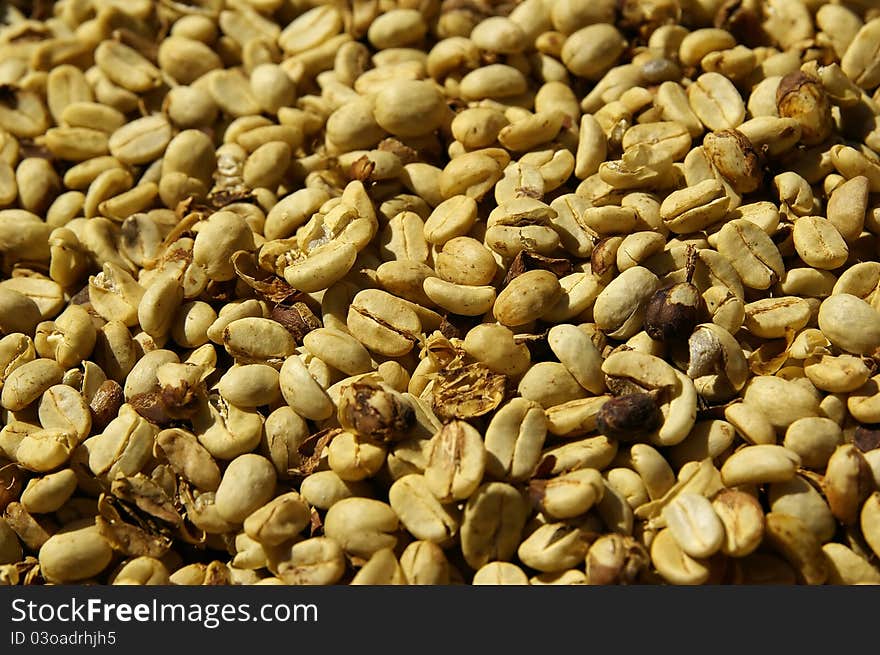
644,282 -> 704,342
597,393 -> 662,440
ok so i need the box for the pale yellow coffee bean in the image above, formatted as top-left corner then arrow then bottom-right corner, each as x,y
804,354 -> 870,393
530,468 -> 604,520
207,68 -> 263,118
278,5 -> 342,54
299,470 -> 373,511
615,232 -> 666,271
95,40 -> 161,93
264,188 -> 330,241
623,121 -> 692,165
38,523 -> 112,583
827,175 -> 869,242
712,489 -> 764,557
214,454 -> 277,524
861,492 -> 880,560
720,445 -> 800,487
398,541 -> 450,585
347,289 -> 421,357
547,324 -> 604,395
715,219 -> 784,290
0,288 -> 41,339
303,328 -> 372,377
242,141 -> 290,189
324,497 -> 398,559
111,557 -> 170,586
459,64 -> 528,101
0,88 -> 48,139
494,270 -> 561,327
373,80 -> 446,138
818,294 -> 880,355
108,114 -> 172,166
350,548 -> 407,585
367,9 -> 427,49
439,150 -> 507,200
424,420 -> 485,503
545,396 -> 608,439
823,542 -> 880,585
593,266 -> 660,339
744,296 -> 810,338
123,349 -> 179,400
424,195 -> 478,245
687,72 -> 745,130
451,108 -> 509,150
156,428 -> 220,492
539,435 -> 617,477
44,127 -> 109,163
830,145 -> 880,193
606,467 -> 649,510
483,395 -> 544,479
471,16 -> 527,54
823,444 -> 874,526
561,24 -> 625,80
435,237 -> 497,286
782,417 -> 843,469
497,111 -> 564,152
460,482 -> 529,571
327,430 -> 387,482
778,267 -> 836,299
46,64 -> 93,125
216,364 -> 280,408
378,210 -> 427,263
741,376 -> 820,429
764,512 -> 828,585
724,402 -> 776,446
841,17 -> 880,89
243,492 -> 310,547
668,420 -> 736,469
463,323 -> 531,378
0,333 -> 33,389
423,277 -> 496,317
325,97 -> 387,153
518,362 -> 588,409
518,523 -> 589,573
158,35 -> 222,85
1,358 -> 64,412
1,276 -> 65,321
768,476 -> 836,544
38,384 -> 91,441
170,301 -> 216,350
472,561 -> 530,585
661,492 -> 725,559
575,114 -> 607,180
679,28 -> 737,67
650,528 -> 710,585
86,403 -> 158,480
165,85 -> 218,128
20,469 -> 77,514
269,537 -> 346,586
628,443 -> 676,500
283,241 -> 358,294
279,355 -> 334,421
376,260 -> 435,307
223,317 -> 295,363
792,215 -> 849,270
389,474 -> 460,545
138,274 -> 183,340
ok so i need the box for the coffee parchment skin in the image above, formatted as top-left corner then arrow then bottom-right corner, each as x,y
1,0 -> 880,587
